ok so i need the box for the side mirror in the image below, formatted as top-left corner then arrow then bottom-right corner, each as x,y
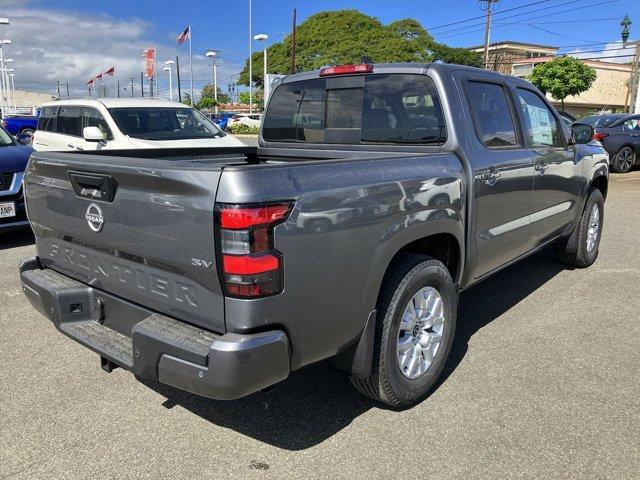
570,123 -> 594,145
83,126 -> 106,142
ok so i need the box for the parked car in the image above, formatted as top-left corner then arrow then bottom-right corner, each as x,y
0,123 -> 33,232
580,114 -> 640,173
19,63 -> 608,407
32,98 -> 244,151
209,112 -> 234,131
228,113 -> 262,129
1,114 -> 39,138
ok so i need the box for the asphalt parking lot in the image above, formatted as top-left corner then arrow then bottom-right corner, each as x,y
1,171 -> 639,479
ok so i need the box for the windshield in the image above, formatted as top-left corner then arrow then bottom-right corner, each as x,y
263,74 -> 447,145
108,107 -> 225,140
0,126 -> 14,146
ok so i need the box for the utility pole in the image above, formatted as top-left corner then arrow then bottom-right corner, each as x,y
291,8 -> 297,74
66,82 -> 69,99
130,77 -> 134,98
622,14 -> 640,114
117,79 -> 120,98
480,0 -> 500,70
56,80 -> 60,100
141,72 -> 144,97
176,56 -> 182,103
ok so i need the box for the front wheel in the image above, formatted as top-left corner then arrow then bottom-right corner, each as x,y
612,146 -> 635,173
351,255 -> 457,407
20,128 -> 35,138
559,188 -> 604,268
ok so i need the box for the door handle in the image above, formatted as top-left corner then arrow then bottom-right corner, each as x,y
67,143 -> 75,149
480,170 -> 501,186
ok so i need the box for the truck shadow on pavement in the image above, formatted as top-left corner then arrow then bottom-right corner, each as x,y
0,229 -> 34,250
145,248 -> 566,450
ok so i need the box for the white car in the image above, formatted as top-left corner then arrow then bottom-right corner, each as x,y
228,113 -> 262,129
32,98 -> 244,151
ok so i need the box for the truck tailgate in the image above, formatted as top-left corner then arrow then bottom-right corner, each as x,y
24,151 -> 230,333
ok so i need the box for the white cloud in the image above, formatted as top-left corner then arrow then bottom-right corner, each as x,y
3,7 -> 242,100
566,42 -> 635,64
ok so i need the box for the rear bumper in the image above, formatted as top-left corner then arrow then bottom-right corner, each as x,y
19,257 -> 290,400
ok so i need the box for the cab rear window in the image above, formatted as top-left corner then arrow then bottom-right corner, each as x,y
263,74 -> 447,145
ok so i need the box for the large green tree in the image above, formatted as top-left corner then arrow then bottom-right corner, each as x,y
200,83 -> 231,104
529,57 -> 597,110
238,10 -> 481,86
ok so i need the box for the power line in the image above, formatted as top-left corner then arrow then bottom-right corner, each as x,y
426,0 -> 559,31
435,0 -> 621,40
435,0 -> 612,38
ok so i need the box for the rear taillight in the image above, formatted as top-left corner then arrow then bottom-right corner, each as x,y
216,202 -> 293,298
593,132 -> 608,141
319,64 -> 373,77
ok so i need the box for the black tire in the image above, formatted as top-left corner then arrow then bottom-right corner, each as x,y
611,146 -> 635,173
351,255 -> 457,407
559,188 -> 604,268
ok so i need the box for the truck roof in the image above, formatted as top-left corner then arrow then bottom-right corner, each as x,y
278,62 -> 530,87
39,98 -> 188,109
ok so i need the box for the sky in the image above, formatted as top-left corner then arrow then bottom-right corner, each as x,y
0,0 -> 638,100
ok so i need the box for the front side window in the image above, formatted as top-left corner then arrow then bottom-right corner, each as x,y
108,107 -> 224,140
262,74 -> 447,145
56,106 -> 82,137
516,88 -> 562,148
467,81 -> 518,148
37,106 -> 57,132
0,125 -> 14,146
82,108 -> 112,140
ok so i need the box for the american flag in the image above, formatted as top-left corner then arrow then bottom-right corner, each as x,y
177,25 -> 190,45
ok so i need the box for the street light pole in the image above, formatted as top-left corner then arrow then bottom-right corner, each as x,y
9,73 -> 15,110
248,0 -> 253,114
164,60 -> 175,101
205,50 -> 218,113
0,39 -> 10,118
163,66 -> 172,101
253,34 -> 268,106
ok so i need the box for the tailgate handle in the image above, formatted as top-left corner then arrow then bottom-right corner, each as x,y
68,171 -> 117,203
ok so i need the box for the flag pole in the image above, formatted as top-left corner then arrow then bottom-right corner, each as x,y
189,23 -> 193,106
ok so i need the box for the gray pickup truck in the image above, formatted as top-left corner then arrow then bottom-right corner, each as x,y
20,63 -> 609,407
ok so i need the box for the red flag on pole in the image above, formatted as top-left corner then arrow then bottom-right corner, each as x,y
143,46 -> 155,78
104,66 -> 115,76
95,73 -> 103,81
86,77 -> 94,86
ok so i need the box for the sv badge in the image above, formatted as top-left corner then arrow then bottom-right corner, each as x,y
191,258 -> 213,269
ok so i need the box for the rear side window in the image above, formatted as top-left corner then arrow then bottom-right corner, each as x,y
82,107 -> 112,140
56,106 -> 82,137
37,107 -> 57,132
467,81 -> 518,148
262,74 -> 447,145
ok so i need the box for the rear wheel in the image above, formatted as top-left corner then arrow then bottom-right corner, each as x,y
559,188 -> 604,268
351,255 -> 457,407
612,146 -> 635,173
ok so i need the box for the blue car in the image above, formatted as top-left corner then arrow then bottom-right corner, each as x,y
209,112 -> 232,131
0,123 -> 33,232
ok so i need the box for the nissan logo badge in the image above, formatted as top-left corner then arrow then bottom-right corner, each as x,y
85,203 -> 104,233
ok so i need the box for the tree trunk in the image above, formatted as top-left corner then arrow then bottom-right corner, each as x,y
561,98 -> 565,111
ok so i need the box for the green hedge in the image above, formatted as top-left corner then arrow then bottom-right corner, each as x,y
228,124 -> 260,135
